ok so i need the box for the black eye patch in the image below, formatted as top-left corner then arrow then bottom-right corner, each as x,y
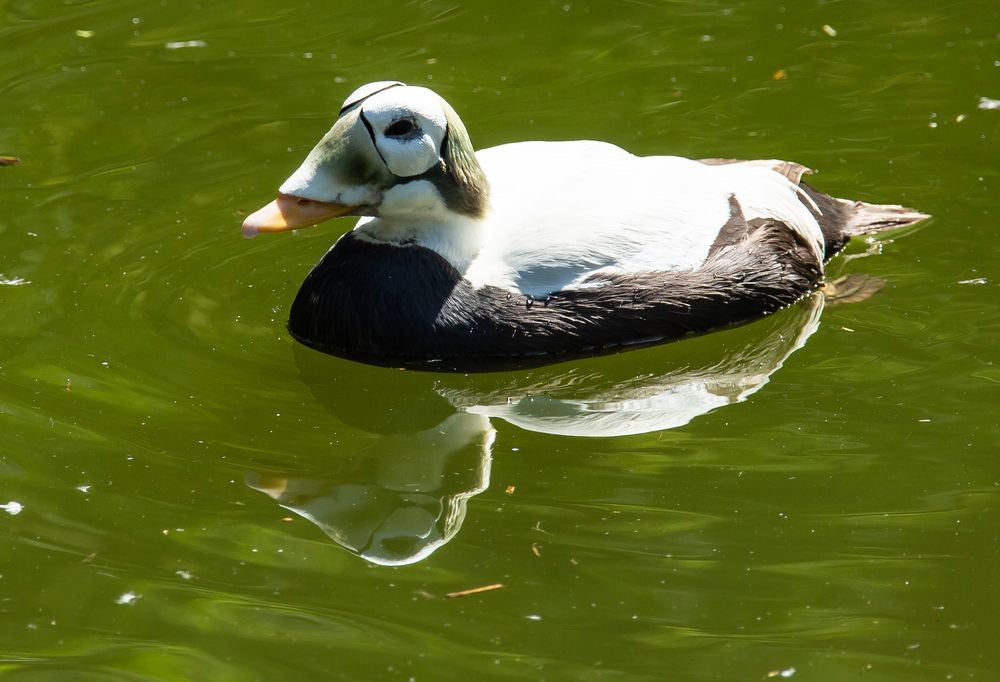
384,119 -> 417,138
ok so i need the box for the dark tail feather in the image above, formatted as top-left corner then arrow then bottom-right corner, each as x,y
838,199 -> 930,237
696,159 -> 931,258
798,182 -> 930,259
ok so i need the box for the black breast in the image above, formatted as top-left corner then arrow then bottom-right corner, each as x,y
288,224 -> 822,371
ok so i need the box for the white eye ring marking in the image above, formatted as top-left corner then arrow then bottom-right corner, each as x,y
361,86 -> 449,177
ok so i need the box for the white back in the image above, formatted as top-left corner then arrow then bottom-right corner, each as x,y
463,141 -> 824,296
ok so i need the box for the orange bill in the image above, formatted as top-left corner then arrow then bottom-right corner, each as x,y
242,194 -> 356,238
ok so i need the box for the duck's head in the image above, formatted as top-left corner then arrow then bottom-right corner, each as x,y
242,81 -> 488,238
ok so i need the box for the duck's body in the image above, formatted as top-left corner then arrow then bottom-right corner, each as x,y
243,81 -> 928,370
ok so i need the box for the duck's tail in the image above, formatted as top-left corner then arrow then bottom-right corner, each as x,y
842,201 -> 930,236
797,183 -> 930,259
699,157 -> 930,260
800,183 -> 930,236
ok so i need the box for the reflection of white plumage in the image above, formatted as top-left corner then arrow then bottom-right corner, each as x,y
246,413 -> 493,567
451,292 -> 825,437
260,293 -> 833,565
243,81 -> 928,370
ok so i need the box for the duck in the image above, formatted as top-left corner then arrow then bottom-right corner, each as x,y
242,81 -> 928,371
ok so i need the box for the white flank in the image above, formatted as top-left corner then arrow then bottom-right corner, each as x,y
462,140 -> 823,296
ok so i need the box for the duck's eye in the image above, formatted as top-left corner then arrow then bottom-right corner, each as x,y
384,119 -> 416,138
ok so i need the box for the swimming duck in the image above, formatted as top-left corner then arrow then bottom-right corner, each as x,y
243,81 -> 928,370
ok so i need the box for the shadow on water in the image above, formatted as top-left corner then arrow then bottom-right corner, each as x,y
245,289 -> 837,565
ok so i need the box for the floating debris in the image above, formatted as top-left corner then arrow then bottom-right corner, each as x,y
0,156 -> 19,166
115,591 -> 140,605
531,543 -> 542,557
0,275 -> 29,286
822,24 -> 837,37
958,277 -> 988,285
165,40 -> 207,50
773,69 -> 788,81
767,667 -> 796,678
978,97 -> 1000,111
505,485 -> 516,495
75,29 -> 94,38
445,583 -> 504,599
1,501 -> 23,516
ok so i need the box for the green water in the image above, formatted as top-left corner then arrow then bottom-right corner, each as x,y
2,0 -> 998,679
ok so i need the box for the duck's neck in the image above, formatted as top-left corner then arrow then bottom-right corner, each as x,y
438,102 -> 490,219
354,198 -> 488,275
353,118 -> 492,275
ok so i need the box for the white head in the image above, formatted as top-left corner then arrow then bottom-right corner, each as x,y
243,81 -> 488,237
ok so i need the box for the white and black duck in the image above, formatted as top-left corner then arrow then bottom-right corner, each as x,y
243,81 -> 928,370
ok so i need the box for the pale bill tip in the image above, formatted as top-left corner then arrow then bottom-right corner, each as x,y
241,220 -> 260,239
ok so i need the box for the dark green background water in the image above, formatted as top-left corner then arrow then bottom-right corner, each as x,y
2,1 -> 998,679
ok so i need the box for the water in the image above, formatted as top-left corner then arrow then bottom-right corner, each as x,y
1,1 -> 998,679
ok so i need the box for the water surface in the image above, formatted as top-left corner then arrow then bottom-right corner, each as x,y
1,1 -> 998,679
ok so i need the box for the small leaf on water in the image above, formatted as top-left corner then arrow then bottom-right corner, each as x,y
445,583 -> 504,599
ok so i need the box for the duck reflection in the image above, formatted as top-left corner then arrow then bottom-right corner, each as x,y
249,292 -> 828,565
246,413 -> 493,566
